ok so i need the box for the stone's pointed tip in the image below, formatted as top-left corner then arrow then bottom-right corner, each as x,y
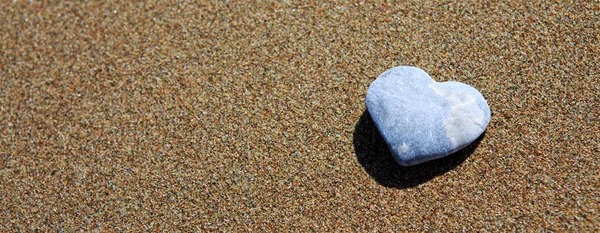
366,66 -> 490,166
394,158 -> 420,167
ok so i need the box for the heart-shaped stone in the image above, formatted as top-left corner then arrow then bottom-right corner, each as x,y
366,66 -> 491,166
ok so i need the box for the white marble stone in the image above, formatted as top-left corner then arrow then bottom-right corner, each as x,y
366,66 -> 491,166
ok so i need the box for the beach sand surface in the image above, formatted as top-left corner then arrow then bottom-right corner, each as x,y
1,1 -> 598,231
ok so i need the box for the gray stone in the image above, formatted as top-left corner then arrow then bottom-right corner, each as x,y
366,66 -> 491,166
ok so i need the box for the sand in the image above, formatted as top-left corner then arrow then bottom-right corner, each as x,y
1,1 -> 598,231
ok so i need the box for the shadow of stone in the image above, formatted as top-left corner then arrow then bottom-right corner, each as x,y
353,109 -> 485,189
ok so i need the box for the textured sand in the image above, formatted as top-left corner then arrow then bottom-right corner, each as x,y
1,1 -> 598,231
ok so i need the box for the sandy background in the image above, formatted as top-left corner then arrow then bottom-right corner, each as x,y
1,1 -> 598,231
